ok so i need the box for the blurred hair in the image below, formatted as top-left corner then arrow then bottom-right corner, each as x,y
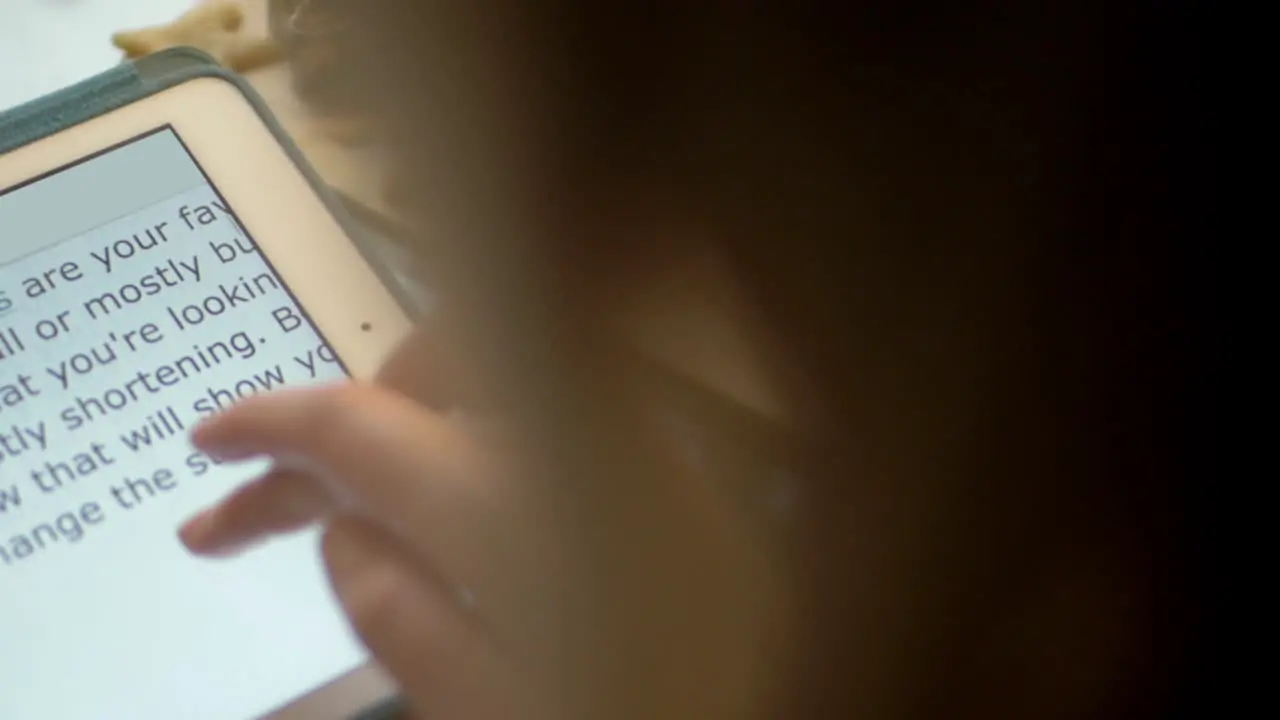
345,2 -> 1195,718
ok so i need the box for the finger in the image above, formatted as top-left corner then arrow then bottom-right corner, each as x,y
190,383 -> 478,512
189,383 -> 500,592
179,467 -> 333,556
322,515 -> 515,720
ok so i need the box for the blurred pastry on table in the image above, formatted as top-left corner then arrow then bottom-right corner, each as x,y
112,1 -> 283,73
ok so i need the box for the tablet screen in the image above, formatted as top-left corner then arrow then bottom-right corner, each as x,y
0,128 -> 369,720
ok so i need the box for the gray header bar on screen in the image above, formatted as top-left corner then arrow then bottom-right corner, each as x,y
0,129 -> 205,268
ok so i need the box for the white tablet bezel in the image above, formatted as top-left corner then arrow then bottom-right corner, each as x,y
0,76 -> 408,719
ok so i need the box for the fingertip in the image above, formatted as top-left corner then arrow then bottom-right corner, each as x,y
190,433 -> 257,462
178,507 -> 219,553
178,507 -> 263,558
179,468 -> 335,561
190,403 -> 262,460
190,407 -> 227,441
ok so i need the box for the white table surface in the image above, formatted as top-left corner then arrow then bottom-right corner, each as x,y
0,0 -> 197,112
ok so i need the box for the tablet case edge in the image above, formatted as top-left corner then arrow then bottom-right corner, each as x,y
0,46 -> 424,323
0,46 -> 409,720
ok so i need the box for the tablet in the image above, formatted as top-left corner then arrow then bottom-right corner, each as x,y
0,52 -> 412,719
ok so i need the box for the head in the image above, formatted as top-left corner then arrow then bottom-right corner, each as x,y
337,2 -> 1193,718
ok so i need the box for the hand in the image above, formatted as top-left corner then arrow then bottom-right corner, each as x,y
177,328 -> 553,719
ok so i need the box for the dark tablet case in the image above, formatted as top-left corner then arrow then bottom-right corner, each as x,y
0,46 -> 410,720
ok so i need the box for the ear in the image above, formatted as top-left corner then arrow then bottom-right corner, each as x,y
111,30 -> 158,58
